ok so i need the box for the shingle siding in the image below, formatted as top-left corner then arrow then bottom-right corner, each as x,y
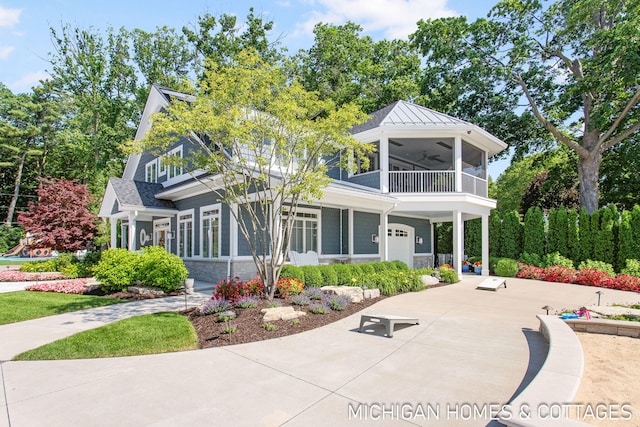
346,172 -> 380,189
321,207 -> 341,255
353,211 -> 380,255
389,215 -> 432,253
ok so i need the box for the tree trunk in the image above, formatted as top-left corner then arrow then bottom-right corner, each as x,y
5,144 -> 29,227
577,149 -> 602,214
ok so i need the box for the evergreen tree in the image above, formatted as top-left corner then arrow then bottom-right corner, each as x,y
547,208 -> 558,254
489,210 -> 502,257
556,206 -> 569,258
631,205 -> 640,257
464,218 -> 482,257
578,208 -> 592,263
567,209 -> 580,263
618,210 -> 633,272
523,206 -> 545,256
501,210 -> 522,259
594,208 -> 615,263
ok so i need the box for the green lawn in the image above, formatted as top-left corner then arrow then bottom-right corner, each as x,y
14,312 -> 198,360
0,291 -> 125,325
0,260 -> 32,266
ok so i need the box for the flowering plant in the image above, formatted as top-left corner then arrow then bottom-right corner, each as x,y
25,278 -> 91,294
461,260 -> 470,265
0,271 -> 67,282
276,277 -> 304,297
473,261 -> 482,267
213,276 -> 247,302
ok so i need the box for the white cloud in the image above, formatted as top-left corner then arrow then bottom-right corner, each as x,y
0,5 -> 21,28
0,45 -> 13,59
10,71 -> 50,93
294,0 -> 457,40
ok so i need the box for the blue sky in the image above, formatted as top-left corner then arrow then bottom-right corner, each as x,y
0,0 -> 510,177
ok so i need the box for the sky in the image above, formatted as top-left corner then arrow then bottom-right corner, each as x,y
0,0 -> 510,177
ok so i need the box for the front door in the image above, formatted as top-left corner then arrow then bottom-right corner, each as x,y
153,218 -> 172,252
386,223 -> 414,268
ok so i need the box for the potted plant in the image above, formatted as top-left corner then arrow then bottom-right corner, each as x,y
473,261 -> 482,275
462,260 -> 470,272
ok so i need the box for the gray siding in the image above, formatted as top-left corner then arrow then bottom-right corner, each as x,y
137,221 -> 153,250
133,136 -> 202,184
341,209 -> 349,254
237,202 -> 266,257
353,211 -> 380,254
346,171 -> 380,189
389,215 -> 432,253
321,207 -> 341,255
174,192 -> 229,257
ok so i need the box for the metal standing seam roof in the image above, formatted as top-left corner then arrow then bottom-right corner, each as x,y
351,100 -> 472,134
109,177 -> 176,210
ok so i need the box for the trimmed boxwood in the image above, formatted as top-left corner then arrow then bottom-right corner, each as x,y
318,265 -> 338,286
300,266 -> 323,287
494,258 -> 519,277
280,265 -> 305,282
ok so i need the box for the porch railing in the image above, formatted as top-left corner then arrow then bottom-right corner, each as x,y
388,171 -> 488,197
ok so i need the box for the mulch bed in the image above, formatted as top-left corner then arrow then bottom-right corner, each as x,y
182,297 -> 386,349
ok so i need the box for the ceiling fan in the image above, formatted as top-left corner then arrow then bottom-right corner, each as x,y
419,151 -> 444,163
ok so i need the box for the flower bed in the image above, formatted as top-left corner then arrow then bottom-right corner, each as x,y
517,263 -> 640,293
0,271 -> 67,282
25,278 -> 92,294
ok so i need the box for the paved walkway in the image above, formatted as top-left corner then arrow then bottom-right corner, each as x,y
1,276 -> 639,427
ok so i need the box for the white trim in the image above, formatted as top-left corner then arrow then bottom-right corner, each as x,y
200,203 -> 222,259
284,206 -> 321,254
145,159 -> 158,183
165,145 -> 184,182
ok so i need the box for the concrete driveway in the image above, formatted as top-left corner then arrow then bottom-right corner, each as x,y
1,276 -> 638,427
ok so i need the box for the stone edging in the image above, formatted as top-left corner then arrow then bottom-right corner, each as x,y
498,315 -> 590,426
563,317 -> 640,338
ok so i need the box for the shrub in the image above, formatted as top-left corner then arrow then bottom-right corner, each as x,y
200,298 -> 231,315
542,252 -> 574,269
309,302 -> 331,314
93,248 -> 139,291
621,259 -> 640,278
332,264 -> 352,286
516,264 -> 545,280
244,277 -> 264,296
523,206 -> 545,257
612,275 -> 640,292
263,322 -> 277,331
439,266 -> 459,284
291,294 -> 311,306
369,262 -> 388,272
24,278 -> 91,294
519,252 -> 543,267
573,269 -> 613,287
136,246 -> 188,292
280,265 -> 305,282
276,277 -> 304,297
577,260 -> 615,277
221,324 -> 237,334
390,260 -> 409,271
19,259 -> 57,273
543,266 -> 576,283
0,271 -> 66,282
318,265 -> 338,286
359,264 -> 375,275
343,264 -> 364,286
300,266 -> 323,287
495,258 -> 519,277
214,276 -> 247,302
327,294 -> 350,311
303,287 -> 324,300
235,295 -> 259,309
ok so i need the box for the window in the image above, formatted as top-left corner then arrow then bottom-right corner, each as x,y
178,209 -> 194,258
166,146 -> 183,180
158,156 -> 166,176
145,160 -> 157,183
354,141 -> 379,174
462,141 -> 486,179
201,204 -> 221,258
285,210 -> 318,253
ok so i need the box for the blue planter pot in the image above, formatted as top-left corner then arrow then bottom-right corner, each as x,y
475,267 -> 482,275
462,264 -> 470,273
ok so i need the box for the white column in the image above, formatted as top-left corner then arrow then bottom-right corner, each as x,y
454,135 -> 462,192
482,214 -> 490,276
452,210 -> 462,277
348,209 -> 354,257
381,210 -> 389,261
230,204 -> 238,257
128,212 -> 137,251
380,134 -> 389,193
110,218 -> 117,249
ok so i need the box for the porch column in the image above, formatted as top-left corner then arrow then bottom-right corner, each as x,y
380,134 -> 389,193
110,218 -> 117,249
381,209 -> 389,261
452,210 -> 463,277
482,214 -> 490,276
348,209 -> 354,258
128,211 -> 137,251
454,135 -> 462,192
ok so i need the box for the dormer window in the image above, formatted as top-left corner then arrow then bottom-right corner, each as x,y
166,146 -> 183,180
145,160 -> 157,183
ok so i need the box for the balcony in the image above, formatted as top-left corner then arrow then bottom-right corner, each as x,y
388,171 -> 487,197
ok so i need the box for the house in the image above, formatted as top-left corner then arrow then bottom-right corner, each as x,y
99,85 -> 507,281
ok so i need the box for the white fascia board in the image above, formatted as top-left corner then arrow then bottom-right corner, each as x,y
98,180 -> 117,218
118,205 -> 179,216
155,173 -> 225,201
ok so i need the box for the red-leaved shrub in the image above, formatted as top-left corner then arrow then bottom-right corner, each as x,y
543,266 -> 577,283
517,264 -> 545,280
573,269 -> 614,288
610,275 -> 640,292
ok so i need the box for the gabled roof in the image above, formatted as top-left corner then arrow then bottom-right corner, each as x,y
351,100 -> 472,134
98,177 -> 177,218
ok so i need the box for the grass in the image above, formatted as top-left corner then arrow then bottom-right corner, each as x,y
0,291 -> 125,325
14,312 -> 198,360
0,259 -> 34,266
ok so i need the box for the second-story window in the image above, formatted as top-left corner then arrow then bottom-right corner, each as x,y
145,160 -> 157,183
166,146 -> 183,180
354,142 -> 380,175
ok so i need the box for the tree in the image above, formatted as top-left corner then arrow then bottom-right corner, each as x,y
294,22 -> 420,112
489,210 -> 503,257
501,210 -> 522,259
464,218 -> 482,257
523,206 -> 545,257
411,0 -> 640,213
567,209 -> 580,263
595,205 -> 617,265
17,178 -> 97,251
578,208 -> 592,263
141,50 -> 370,299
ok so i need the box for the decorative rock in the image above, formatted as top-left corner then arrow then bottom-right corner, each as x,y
127,285 -> 165,296
321,286 -> 363,303
420,275 -> 440,287
261,306 -> 306,321
363,288 -> 380,299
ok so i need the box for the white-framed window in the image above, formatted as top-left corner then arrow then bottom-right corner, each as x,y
120,221 -> 129,249
284,209 -> 319,253
167,146 -> 183,180
201,204 -> 221,258
158,156 -> 166,177
177,209 -> 194,258
145,160 -> 158,183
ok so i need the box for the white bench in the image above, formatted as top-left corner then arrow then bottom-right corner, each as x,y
358,314 -> 420,338
288,250 -> 327,266
476,277 -> 507,291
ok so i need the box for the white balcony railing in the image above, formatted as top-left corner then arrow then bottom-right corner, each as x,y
388,171 -> 488,197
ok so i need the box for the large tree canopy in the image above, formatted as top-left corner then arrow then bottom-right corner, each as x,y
412,0 -> 640,212
142,50 -> 370,298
